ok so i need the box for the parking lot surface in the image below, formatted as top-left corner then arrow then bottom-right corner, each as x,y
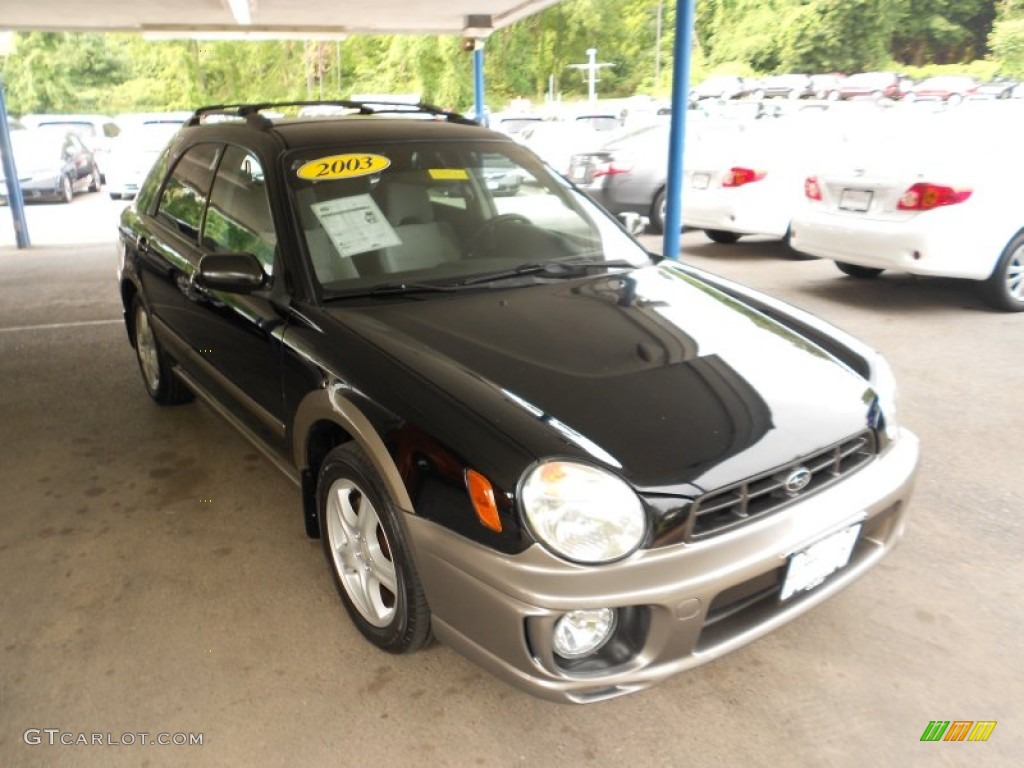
0,196 -> 1020,766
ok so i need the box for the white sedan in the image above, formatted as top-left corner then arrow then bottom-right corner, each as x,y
789,103 -> 1023,311
681,104 -> 865,248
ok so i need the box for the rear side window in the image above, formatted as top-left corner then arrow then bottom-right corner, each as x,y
155,143 -> 221,243
203,146 -> 277,277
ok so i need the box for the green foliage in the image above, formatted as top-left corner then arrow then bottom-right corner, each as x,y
989,18 -> 1024,75
891,0 -> 996,65
779,0 -> 898,73
0,1 -> 1016,116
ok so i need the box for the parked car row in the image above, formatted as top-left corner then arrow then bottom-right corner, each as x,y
0,129 -> 101,204
570,99 -> 1024,312
1,111 -> 188,203
692,72 -> 1023,104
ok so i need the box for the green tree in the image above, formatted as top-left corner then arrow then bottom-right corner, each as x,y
989,0 -> 1024,75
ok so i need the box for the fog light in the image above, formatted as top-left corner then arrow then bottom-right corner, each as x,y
553,608 -> 617,659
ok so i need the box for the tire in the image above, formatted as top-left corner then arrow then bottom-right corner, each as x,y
131,295 -> 193,405
88,168 -> 101,192
648,188 -> 667,234
109,192 -> 122,200
753,89 -> 765,101
59,174 -> 73,204
946,93 -> 962,106
318,444 -> 431,654
836,261 -> 884,279
704,229 -> 741,245
981,232 -> 1024,312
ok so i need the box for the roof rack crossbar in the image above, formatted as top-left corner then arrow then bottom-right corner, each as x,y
186,100 -> 479,127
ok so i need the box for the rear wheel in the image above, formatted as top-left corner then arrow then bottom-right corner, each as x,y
318,444 -> 431,654
836,261 -> 884,279
982,233 -> 1024,312
648,188 -> 667,234
704,229 -> 741,245
131,295 -> 193,404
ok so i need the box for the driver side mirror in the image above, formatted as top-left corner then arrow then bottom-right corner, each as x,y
196,252 -> 266,294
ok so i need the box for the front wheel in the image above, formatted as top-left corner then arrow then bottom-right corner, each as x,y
981,232 -> 1024,312
318,444 -> 431,654
131,295 -> 193,404
836,261 -> 884,279
704,229 -> 741,245
59,175 -> 73,204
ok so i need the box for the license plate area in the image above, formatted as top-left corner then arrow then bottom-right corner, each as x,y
839,188 -> 872,212
780,524 -> 861,600
691,172 -> 711,190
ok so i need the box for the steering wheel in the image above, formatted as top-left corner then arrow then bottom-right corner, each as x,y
466,214 -> 532,258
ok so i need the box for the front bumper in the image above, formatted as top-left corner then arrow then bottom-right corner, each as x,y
409,428 -> 919,703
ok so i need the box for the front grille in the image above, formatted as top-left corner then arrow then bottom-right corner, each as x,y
688,431 -> 877,540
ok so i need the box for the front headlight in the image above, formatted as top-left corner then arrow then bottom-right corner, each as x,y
520,461 -> 646,564
870,353 -> 900,439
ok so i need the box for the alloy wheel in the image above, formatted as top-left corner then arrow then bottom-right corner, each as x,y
325,478 -> 397,628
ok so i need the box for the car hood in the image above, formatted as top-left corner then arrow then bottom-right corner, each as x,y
328,263 -> 876,496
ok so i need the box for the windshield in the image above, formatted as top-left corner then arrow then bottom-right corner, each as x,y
285,139 -> 651,296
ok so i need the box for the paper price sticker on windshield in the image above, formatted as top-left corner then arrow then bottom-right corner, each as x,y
311,194 -> 401,258
297,154 -> 391,181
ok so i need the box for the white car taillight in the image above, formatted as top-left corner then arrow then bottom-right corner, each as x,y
896,182 -> 972,211
722,167 -> 766,187
804,175 -> 822,201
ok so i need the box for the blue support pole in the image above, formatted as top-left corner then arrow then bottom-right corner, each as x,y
662,0 -> 696,260
0,76 -> 30,248
473,44 -> 487,126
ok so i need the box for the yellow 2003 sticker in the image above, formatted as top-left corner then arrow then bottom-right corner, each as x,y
297,153 -> 391,181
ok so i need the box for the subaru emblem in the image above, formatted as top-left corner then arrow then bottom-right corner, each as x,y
784,466 -> 812,495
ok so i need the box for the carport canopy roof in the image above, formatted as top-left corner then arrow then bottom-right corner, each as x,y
0,0 -> 560,38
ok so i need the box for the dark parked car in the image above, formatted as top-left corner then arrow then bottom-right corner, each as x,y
754,74 -> 814,100
0,129 -> 101,203
118,100 -> 918,703
22,113 -> 121,182
690,75 -> 759,101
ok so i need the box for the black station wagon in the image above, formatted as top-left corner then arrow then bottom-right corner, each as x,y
117,101 -> 919,703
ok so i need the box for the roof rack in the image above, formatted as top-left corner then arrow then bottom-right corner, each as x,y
185,100 -> 480,128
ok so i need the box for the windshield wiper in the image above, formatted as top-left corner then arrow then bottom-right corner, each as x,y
459,259 -> 638,286
324,281 -> 465,300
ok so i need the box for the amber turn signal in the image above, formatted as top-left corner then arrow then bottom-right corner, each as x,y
466,469 -> 502,533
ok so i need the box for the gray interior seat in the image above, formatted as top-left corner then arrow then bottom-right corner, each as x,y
376,182 -> 460,273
